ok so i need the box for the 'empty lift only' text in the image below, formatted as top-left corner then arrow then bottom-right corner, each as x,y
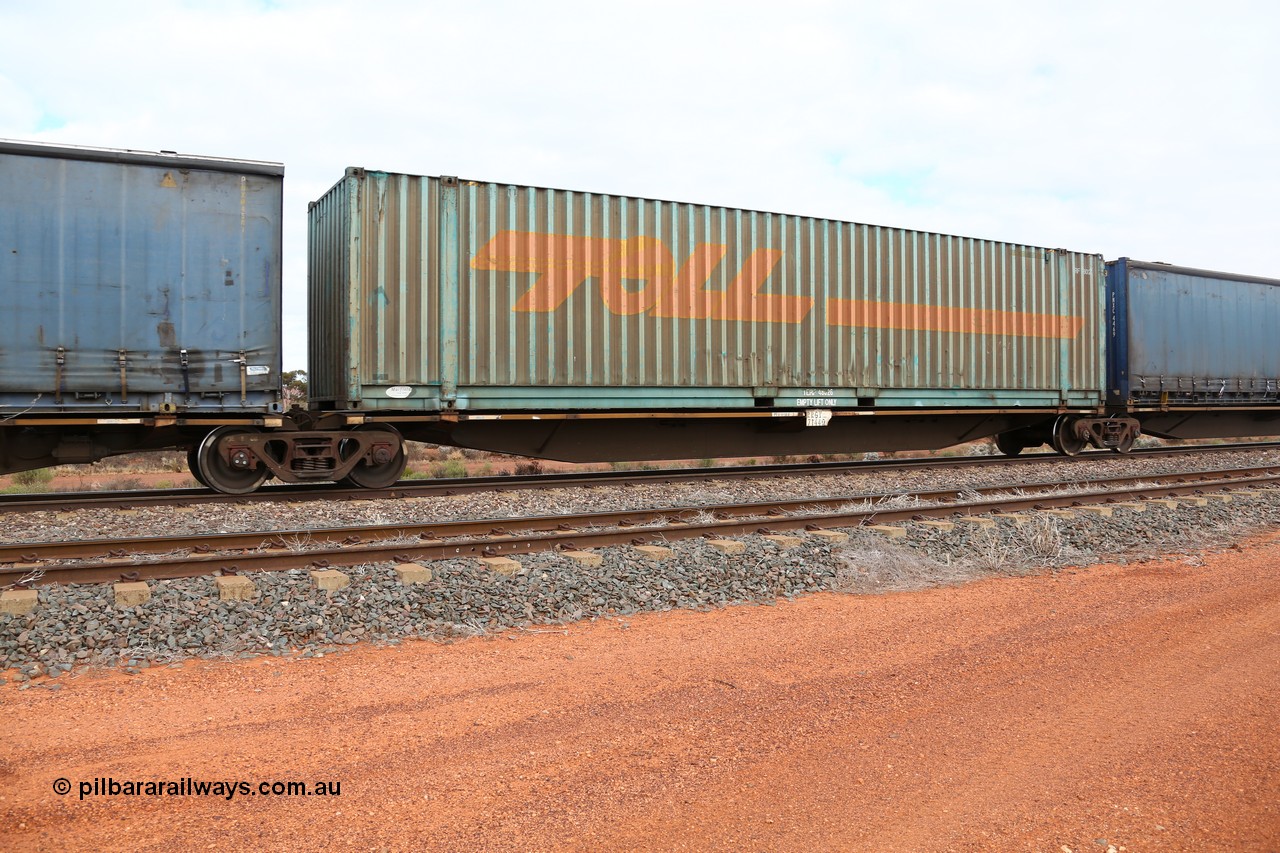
471,231 -> 1083,340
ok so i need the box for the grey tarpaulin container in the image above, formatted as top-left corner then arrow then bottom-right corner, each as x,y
1107,258 -> 1280,407
309,169 -> 1105,413
0,139 -> 284,413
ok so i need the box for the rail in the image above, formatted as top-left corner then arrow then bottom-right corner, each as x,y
6,464 -> 1276,586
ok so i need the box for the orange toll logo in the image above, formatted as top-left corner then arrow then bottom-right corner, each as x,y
471,230 -> 1082,339
470,230 -> 811,323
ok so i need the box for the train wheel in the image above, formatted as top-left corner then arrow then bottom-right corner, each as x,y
993,432 -> 1024,456
196,426 -> 269,495
339,425 -> 406,489
187,445 -> 209,488
1050,415 -> 1087,457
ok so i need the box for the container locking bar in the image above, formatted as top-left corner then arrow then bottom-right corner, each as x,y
180,349 -> 191,398
118,349 -> 128,404
54,346 -> 66,404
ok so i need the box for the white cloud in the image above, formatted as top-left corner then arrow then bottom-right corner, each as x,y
0,74 -> 40,129
3,0 -> 1278,366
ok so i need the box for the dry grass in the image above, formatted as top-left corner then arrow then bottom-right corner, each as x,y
683,509 -> 723,526
835,494 -> 924,515
1,567 -> 46,591
830,541 -> 975,593
830,515 -> 1077,594
963,516 -> 1069,574
269,533 -> 316,554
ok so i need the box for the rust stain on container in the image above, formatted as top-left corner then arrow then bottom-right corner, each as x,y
825,298 -> 1083,339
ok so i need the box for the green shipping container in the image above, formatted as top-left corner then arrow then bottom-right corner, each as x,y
308,169 -> 1105,414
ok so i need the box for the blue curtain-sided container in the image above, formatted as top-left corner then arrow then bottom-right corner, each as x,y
0,139 -> 284,414
1106,258 -> 1280,407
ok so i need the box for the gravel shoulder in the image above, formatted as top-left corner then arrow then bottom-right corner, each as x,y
5,486 -> 1280,678
3,532 -> 1278,851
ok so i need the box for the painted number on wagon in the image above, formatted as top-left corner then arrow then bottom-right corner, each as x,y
795,389 -> 837,407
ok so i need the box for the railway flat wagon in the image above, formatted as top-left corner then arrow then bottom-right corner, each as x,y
1106,258 -> 1280,440
309,168 -> 1112,461
0,140 -> 286,476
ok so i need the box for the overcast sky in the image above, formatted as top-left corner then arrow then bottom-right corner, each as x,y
3,0 -> 1277,368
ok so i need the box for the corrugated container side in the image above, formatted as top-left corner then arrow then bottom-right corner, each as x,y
0,141 -> 283,413
307,174 -> 353,404
1109,259 -> 1280,405
309,170 -> 440,406
309,171 -> 1105,411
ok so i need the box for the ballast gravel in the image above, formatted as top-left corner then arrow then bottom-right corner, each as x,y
3,488 -> 1279,680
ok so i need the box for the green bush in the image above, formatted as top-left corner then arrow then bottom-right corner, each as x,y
430,459 -> 468,478
13,468 -> 54,487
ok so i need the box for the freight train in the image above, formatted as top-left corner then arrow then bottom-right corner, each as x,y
2,139 -> 1278,493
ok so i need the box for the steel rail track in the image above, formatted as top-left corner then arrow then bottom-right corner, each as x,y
3,441 -> 1280,514
2,464 -> 1274,564
6,466 -> 1277,586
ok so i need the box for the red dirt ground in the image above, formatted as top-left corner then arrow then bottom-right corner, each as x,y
2,537 -> 1278,852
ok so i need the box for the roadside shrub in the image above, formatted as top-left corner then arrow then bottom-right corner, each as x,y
103,477 -> 145,491
430,459 -> 468,478
13,468 -> 54,488
159,453 -> 187,473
